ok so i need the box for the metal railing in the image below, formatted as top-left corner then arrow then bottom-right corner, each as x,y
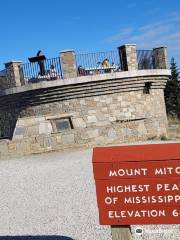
21,57 -> 62,84
137,50 -> 154,70
75,50 -> 122,76
20,49 -> 161,84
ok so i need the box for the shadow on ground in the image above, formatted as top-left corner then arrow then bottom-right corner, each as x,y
0,236 -> 74,240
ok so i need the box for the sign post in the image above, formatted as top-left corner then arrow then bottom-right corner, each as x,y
111,225 -> 132,240
92,143 -> 180,239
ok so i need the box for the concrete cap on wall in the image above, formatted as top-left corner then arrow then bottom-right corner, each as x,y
153,46 -> 167,50
118,44 -> 137,49
5,60 -> 23,63
124,44 -> 137,46
60,49 -> 75,53
5,61 -> 23,66
118,44 -> 136,47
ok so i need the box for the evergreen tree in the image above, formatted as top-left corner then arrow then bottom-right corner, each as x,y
164,57 -> 180,119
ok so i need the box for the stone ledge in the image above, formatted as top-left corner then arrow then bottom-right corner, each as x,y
0,69 -> 171,97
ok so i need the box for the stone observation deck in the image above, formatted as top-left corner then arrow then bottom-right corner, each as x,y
0,44 -> 171,159
0,44 -> 169,91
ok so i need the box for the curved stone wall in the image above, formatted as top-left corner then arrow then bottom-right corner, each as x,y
0,70 -> 170,157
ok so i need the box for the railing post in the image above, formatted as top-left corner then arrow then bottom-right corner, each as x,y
153,46 -> 169,69
111,226 -> 133,240
60,49 -> 77,78
5,61 -> 24,88
118,44 -> 138,71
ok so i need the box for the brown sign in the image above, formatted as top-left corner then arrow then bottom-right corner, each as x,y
92,143 -> 180,225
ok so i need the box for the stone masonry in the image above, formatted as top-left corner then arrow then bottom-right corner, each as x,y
118,44 -> 138,70
0,44 -> 171,159
60,50 -> 77,78
0,71 -> 170,159
5,61 -> 24,88
0,76 -> 7,90
153,47 -> 169,69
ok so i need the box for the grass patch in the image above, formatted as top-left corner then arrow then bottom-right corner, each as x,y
168,116 -> 180,124
160,135 -> 169,141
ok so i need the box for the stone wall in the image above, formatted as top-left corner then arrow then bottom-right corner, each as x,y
60,50 -> 77,78
0,71 -> 169,138
0,76 -> 8,90
4,61 -> 24,88
153,47 -> 169,69
0,70 -> 170,159
16,89 -> 168,140
118,44 -> 137,70
0,44 -> 171,159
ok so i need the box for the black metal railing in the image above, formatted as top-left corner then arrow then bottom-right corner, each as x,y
20,49 -> 163,85
137,50 -> 154,70
21,57 -> 62,83
75,50 -> 122,77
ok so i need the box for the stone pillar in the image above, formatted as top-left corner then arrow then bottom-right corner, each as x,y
60,50 -> 77,78
118,44 -> 138,71
5,61 -> 23,88
153,47 -> 168,69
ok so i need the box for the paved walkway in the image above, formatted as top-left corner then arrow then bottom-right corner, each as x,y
0,143 -> 179,240
0,149 -> 111,240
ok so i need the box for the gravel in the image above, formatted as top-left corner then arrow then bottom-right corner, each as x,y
0,145 -> 179,240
